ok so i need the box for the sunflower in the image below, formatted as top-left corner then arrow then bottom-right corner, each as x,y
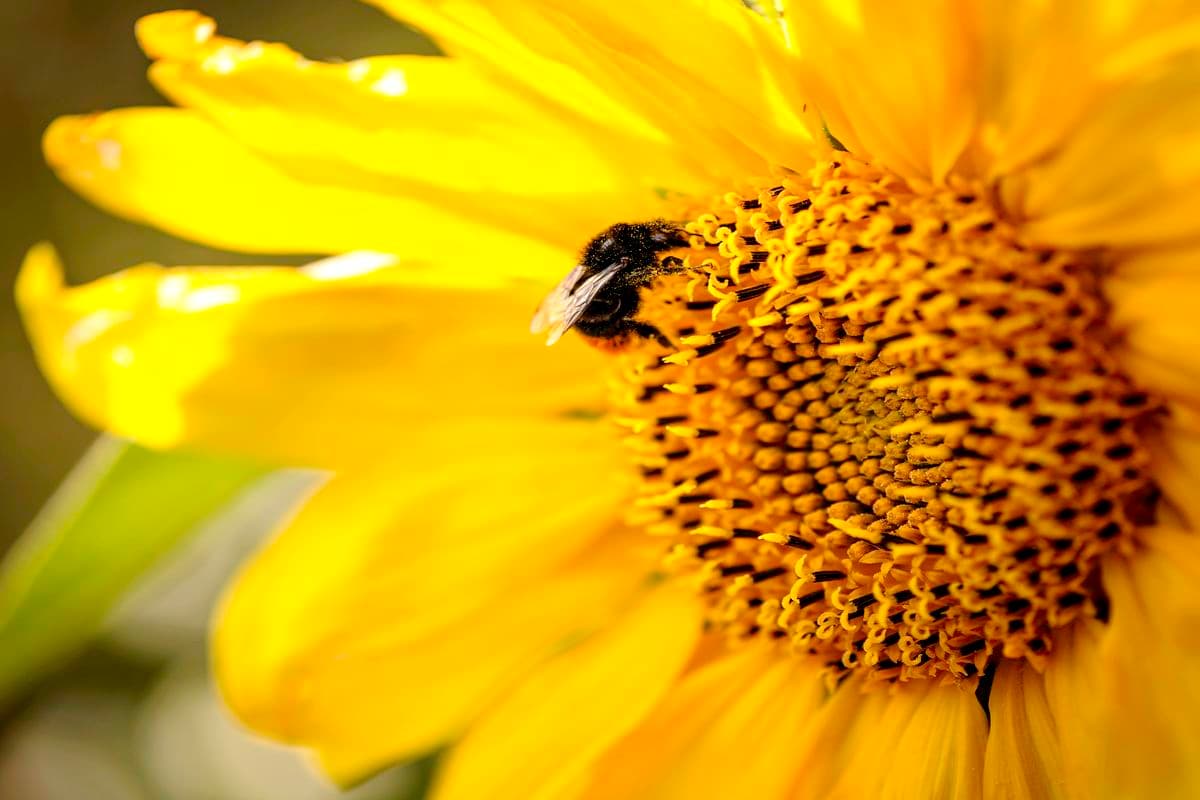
17,1 -> 1200,797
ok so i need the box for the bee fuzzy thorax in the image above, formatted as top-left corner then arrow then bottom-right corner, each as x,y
531,220 -> 688,348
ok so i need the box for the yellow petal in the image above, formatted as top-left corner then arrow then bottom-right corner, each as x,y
365,1 -> 658,143
793,678 -> 987,799
1113,241 -> 1200,280
1147,423 -> 1200,532
784,0 -> 978,182
983,661 -> 1069,800
1106,269 -> 1200,410
1039,619 -> 1109,800
134,11 -> 703,250
577,646 -> 825,800
1037,529 -> 1200,799
874,683 -> 987,800
971,0 -> 1163,178
214,435 -> 642,783
783,675 -> 887,798
312,565 -> 646,784
43,107 -> 569,272
1094,528 -> 1200,798
431,585 -> 702,800
1004,3 -> 1200,247
18,245 -> 608,467
372,0 -> 816,177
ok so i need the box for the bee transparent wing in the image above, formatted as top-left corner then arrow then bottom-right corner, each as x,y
530,262 -> 623,346
530,264 -> 585,337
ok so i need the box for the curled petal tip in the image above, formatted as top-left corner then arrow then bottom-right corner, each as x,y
42,114 -> 111,173
16,243 -> 64,310
135,10 -> 217,60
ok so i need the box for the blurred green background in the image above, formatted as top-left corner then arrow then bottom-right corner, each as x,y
0,3 -> 438,797
0,0 -> 435,547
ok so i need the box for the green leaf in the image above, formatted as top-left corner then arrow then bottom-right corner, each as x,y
0,436 -> 267,708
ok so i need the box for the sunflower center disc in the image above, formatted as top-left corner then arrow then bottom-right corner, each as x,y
615,157 -> 1161,683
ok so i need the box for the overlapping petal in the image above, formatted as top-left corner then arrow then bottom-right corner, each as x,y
995,1 -> 1200,247
431,586 -> 702,800
1107,268 -> 1200,413
879,683 -> 988,800
1040,621 -> 1109,800
214,424 -> 640,783
133,11 -> 706,250
790,678 -> 986,799
1091,529 -> 1200,797
370,0 -> 819,177
1028,531 -> 1200,799
971,0 -> 1189,178
987,531 -> 1200,800
783,0 -> 978,182
578,646 -> 825,800
783,0 -> 1200,250
18,245 -> 608,467
1147,423 -> 1200,532
983,661 -> 1068,800
42,107 -> 574,271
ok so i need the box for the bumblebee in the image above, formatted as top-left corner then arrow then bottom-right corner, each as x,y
530,220 -> 688,347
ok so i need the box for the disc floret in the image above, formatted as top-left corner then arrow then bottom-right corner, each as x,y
617,158 -> 1159,683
